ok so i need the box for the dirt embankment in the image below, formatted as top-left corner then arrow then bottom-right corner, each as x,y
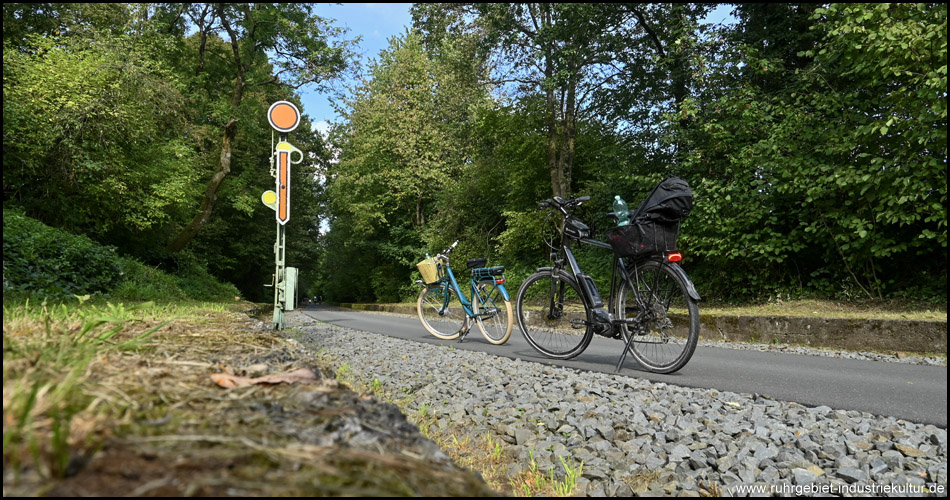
4,304 -> 500,497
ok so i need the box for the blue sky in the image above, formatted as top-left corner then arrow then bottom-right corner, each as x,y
297,3 -> 735,136
299,3 -> 414,136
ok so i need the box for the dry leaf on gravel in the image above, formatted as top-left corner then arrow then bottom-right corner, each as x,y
211,368 -> 318,388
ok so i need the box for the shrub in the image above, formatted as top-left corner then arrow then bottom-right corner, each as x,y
110,257 -> 187,301
169,252 -> 241,302
3,210 -> 240,302
3,210 -> 122,299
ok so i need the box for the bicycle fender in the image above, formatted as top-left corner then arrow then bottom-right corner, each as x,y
668,263 -> 701,301
496,284 -> 511,302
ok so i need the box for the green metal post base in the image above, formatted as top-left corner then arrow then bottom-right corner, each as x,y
273,307 -> 284,330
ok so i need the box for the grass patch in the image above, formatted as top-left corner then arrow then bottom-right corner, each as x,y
700,298 -> 946,322
5,298 -> 496,496
365,297 -> 947,322
2,298 -> 230,486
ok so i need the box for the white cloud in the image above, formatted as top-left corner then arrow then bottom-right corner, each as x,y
312,120 -> 331,139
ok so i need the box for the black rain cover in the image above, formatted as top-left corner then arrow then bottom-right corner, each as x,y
632,176 -> 693,223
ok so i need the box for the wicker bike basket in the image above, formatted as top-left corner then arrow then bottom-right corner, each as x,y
416,257 -> 443,285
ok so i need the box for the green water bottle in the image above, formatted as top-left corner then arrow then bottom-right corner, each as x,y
613,195 -> 630,226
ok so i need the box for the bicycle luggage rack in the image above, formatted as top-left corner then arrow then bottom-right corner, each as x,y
473,266 -> 505,283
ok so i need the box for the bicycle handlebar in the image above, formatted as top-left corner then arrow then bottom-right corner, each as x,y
436,240 -> 460,260
538,195 -> 590,212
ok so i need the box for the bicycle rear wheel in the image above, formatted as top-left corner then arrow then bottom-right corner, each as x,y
515,270 -> 592,359
473,284 -> 513,344
418,285 -> 466,340
616,260 -> 699,374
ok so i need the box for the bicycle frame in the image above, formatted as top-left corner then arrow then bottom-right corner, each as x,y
542,236 -> 623,322
433,261 -> 510,320
543,218 -> 699,332
522,195 -> 702,373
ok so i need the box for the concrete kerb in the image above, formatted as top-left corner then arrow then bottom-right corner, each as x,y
334,302 -> 947,355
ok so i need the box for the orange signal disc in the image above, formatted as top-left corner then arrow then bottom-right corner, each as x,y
268,101 -> 300,132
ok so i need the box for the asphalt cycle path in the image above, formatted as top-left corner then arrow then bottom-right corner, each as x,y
299,304 -> 947,428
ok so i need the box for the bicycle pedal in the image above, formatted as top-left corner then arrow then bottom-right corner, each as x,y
569,318 -> 587,329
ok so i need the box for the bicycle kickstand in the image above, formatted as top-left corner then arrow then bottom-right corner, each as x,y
456,323 -> 472,343
615,330 -> 638,373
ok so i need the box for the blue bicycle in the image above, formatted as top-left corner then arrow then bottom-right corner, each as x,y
415,240 -> 513,344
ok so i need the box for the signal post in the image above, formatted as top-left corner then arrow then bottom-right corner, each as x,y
263,101 -> 304,329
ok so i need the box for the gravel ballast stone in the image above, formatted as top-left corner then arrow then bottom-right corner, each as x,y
286,312 -> 948,497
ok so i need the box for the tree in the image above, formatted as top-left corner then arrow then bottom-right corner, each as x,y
2,3 -> 131,50
160,3 -> 353,252
3,16 -> 199,243
414,3 -> 636,199
321,31 -> 490,302
3,3 -> 356,300
678,2 -> 947,299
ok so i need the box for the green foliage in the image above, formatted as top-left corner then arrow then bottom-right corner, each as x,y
321,31 -> 490,302
2,3 -> 133,50
809,2 -> 947,248
3,210 -> 123,299
3,210 -> 239,302
676,2 -> 947,301
330,32 -> 467,234
3,3 -> 353,303
3,3 -> 946,306
320,4 -> 946,305
110,258 -> 187,302
155,3 -> 353,256
170,253 -> 242,302
3,27 -> 200,241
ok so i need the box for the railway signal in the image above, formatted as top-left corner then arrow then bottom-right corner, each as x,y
264,101 -> 304,329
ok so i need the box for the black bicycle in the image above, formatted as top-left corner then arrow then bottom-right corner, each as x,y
514,186 -> 701,374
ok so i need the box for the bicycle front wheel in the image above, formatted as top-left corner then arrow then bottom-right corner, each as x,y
473,284 -> 513,344
418,285 -> 466,340
616,260 -> 699,374
515,270 -> 592,359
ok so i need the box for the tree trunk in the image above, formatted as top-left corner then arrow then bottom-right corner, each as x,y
546,86 -> 563,199
669,4 -> 690,133
415,196 -> 424,226
557,77 -> 577,198
166,5 -> 246,253
165,118 -> 238,252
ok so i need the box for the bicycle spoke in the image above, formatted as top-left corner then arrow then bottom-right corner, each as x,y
617,261 -> 699,373
474,284 -> 512,344
417,285 -> 465,340
516,272 -> 592,359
